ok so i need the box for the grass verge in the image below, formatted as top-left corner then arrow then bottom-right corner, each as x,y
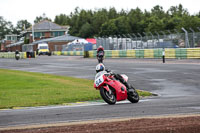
0,69 -> 152,109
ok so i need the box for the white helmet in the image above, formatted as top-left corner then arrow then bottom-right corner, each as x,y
96,63 -> 105,73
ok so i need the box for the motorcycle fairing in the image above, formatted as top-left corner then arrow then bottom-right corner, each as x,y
106,80 -> 127,101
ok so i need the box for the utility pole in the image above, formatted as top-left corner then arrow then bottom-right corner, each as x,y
32,23 -> 35,42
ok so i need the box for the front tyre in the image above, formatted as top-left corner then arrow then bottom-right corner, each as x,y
127,86 -> 139,103
100,87 -> 116,105
15,56 -> 19,60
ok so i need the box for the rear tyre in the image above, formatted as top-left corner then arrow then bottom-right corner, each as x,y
98,57 -> 103,63
100,87 -> 116,105
127,86 -> 139,103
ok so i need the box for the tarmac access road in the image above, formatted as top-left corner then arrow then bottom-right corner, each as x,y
0,56 -> 200,128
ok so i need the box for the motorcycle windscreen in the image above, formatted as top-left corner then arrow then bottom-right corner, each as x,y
120,74 -> 128,82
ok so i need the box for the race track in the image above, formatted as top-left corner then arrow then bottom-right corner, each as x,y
0,56 -> 200,128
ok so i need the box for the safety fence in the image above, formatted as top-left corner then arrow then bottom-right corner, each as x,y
88,48 -> 200,59
96,29 -> 200,50
0,52 -> 27,59
53,51 -> 84,56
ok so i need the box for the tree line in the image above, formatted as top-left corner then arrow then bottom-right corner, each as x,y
1,4 -> 200,40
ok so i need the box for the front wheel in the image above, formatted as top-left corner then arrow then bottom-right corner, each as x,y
127,86 -> 139,103
100,86 -> 116,105
15,56 -> 19,60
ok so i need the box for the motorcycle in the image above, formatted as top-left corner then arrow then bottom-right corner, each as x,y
15,52 -> 20,60
94,71 -> 139,105
97,51 -> 104,63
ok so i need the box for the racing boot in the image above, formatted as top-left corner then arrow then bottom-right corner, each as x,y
123,82 -> 131,92
114,74 -> 131,91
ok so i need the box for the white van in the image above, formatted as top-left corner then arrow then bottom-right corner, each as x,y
37,43 -> 50,55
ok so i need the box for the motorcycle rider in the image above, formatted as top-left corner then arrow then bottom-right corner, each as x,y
96,63 -> 131,90
96,46 -> 104,57
15,50 -> 19,55
15,50 -> 20,60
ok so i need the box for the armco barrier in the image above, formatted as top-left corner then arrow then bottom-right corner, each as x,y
0,52 -> 27,59
87,48 -> 200,59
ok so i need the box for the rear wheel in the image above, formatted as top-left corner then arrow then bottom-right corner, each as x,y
100,86 -> 116,105
127,86 -> 139,103
98,57 -> 103,63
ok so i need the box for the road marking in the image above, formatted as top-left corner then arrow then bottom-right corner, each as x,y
0,100 -> 148,112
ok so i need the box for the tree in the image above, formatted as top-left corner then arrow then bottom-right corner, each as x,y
108,7 -> 118,19
91,8 -> 109,36
40,5 -> 200,38
100,19 -> 118,36
151,5 -> 166,19
100,16 -> 131,36
145,16 -> 165,32
79,22 -> 93,38
0,16 -> 14,39
54,14 -> 70,25
13,20 -> 31,35
128,8 -> 145,33
168,4 -> 189,17
34,13 -> 52,23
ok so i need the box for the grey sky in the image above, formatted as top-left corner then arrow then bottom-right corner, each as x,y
0,0 -> 199,26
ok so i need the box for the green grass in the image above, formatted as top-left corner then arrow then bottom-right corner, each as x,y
0,69 -> 152,109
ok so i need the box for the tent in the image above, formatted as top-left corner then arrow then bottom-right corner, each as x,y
86,38 -> 96,44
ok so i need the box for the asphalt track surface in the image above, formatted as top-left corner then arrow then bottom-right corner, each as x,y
0,56 -> 200,128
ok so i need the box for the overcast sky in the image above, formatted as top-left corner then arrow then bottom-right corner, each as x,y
0,0 -> 200,26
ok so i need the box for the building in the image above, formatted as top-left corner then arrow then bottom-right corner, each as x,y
22,34 -> 82,52
22,20 -> 69,43
0,35 -> 18,51
5,20 -> 82,52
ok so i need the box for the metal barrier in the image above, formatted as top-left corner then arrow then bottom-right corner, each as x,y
95,30 -> 200,50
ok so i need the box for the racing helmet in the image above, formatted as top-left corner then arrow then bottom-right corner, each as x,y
96,63 -> 105,73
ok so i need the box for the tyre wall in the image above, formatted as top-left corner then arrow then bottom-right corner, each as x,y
88,48 -> 200,59
0,52 -> 27,59
53,51 -> 83,56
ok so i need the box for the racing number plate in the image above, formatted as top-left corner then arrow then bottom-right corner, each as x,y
95,75 -> 104,87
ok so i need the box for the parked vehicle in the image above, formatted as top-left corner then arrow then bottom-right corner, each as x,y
94,64 -> 139,105
37,43 -> 51,56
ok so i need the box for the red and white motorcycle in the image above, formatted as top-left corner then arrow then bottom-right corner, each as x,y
94,71 -> 139,105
